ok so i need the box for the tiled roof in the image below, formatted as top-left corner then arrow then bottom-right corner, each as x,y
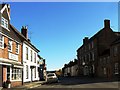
10,24 -> 40,52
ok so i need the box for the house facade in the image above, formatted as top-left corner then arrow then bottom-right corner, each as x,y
0,4 -> 41,88
77,20 -> 119,78
0,4 -> 23,87
21,26 -> 40,82
62,59 -> 78,77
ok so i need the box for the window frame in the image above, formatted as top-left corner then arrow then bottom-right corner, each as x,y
8,39 -> 12,52
16,42 -> 19,54
34,53 -> 36,63
26,65 -> 29,79
31,50 -> 33,62
11,68 -> 22,81
26,47 -> 28,60
1,17 -> 9,30
114,63 -> 119,75
0,34 -> 4,49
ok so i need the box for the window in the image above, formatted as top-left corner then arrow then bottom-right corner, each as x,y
115,63 -> 118,74
88,44 -> 91,50
34,53 -> 36,63
34,67 -> 36,78
92,52 -> 94,61
12,68 -> 22,80
26,47 -> 28,60
26,65 -> 29,79
91,41 -> 94,48
1,17 -> 8,29
16,42 -> 19,54
8,39 -> 12,52
0,34 -> 4,48
113,46 -> 117,56
7,67 -> 10,80
103,68 -> 106,75
31,50 -> 32,62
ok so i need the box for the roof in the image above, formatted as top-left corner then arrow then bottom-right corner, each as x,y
10,24 -> 40,52
0,25 -> 22,44
111,36 -> 120,46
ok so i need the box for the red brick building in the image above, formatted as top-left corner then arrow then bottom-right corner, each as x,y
0,4 -> 23,87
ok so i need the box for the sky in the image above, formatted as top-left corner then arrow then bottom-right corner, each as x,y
7,2 -> 118,71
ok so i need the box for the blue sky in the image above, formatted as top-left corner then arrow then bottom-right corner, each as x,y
9,2 -> 118,71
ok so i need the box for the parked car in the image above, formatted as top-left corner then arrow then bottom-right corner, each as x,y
46,73 -> 58,83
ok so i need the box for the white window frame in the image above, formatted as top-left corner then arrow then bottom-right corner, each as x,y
16,42 -> 19,54
34,53 -> 36,63
31,50 -> 33,62
26,65 -> 29,79
1,17 -> 9,30
26,47 -> 28,60
34,67 -> 36,78
11,68 -> 22,81
103,68 -> 106,75
8,39 -> 12,52
114,63 -> 119,74
0,34 -> 4,49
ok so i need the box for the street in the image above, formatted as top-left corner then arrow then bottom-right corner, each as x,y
31,77 -> 119,89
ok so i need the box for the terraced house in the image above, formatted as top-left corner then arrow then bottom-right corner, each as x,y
0,4 -> 40,88
0,4 -> 23,87
77,20 -> 120,78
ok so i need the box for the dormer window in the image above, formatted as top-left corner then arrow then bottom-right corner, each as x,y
1,17 -> 8,30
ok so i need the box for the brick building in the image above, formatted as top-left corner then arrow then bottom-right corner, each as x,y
98,37 -> 120,78
0,4 -> 41,88
0,4 -> 23,87
77,20 -> 119,78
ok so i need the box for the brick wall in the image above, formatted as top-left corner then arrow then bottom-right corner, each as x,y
11,81 -> 22,87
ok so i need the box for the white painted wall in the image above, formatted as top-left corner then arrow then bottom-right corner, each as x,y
23,42 -> 39,82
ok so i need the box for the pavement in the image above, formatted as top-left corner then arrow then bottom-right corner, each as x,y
2,81 -> 46,90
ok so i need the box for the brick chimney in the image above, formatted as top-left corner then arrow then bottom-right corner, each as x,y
83,37 -> 89,44
104,19 -> 110,28
21,26 -> 28,39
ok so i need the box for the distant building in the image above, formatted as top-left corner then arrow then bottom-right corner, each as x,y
38,55 -> 47,81
77,20 -> 120,78
62,59 -> 78,77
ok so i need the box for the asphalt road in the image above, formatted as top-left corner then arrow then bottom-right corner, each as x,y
34,77 -> 119,89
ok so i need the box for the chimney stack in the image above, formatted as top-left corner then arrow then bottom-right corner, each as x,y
83,37 -> 89,44
21,26 -> 28,39
104,19 -> 110,28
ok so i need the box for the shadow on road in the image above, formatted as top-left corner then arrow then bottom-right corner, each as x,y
58,76 -> 120,85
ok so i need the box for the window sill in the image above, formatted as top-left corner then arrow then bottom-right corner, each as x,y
1,25 -> 10,31
0,47 -> 4,49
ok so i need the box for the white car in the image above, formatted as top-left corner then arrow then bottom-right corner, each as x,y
46,73 -> 58,83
